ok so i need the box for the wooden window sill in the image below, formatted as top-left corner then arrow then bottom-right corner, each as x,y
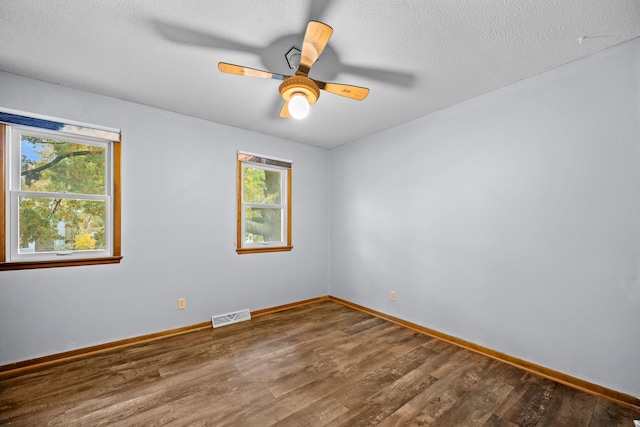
0,256 -> 123,271
236,246 -> 293,255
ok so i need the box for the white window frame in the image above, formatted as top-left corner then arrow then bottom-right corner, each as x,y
5,124 -> 115,263
237,152 -> 292,254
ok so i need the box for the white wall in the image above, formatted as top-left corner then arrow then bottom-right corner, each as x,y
0,72 -> 329,365
329,37 -> 640,398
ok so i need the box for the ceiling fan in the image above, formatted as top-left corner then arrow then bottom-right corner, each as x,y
218,21 -> 369,119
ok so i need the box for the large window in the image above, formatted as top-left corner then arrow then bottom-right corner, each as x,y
237,152 -> 292,254
1,111 -> 121,270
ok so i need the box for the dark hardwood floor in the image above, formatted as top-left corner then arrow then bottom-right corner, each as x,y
1,300 -> 638,426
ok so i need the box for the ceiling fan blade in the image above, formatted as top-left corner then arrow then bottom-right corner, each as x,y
279,101 -> 292,118
314,80 -> 369,100
297,21 -> 333,76
218,62 -> 287,80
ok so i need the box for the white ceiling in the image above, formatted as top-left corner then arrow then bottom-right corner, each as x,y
1,1 -> 639,149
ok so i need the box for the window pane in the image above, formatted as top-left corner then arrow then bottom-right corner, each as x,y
20,135 -> 106,195
18,196 -> 106,253
243,167 -> 282,204
244,207 -> 282,243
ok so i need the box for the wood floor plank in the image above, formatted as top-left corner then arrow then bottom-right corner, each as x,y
484,413 -> 520,427
218,330 -> 434,426
501,373 -> 561,427
1,300 -> 638,426
264,322 -> 402,397
431,376 -> 513,426
533,383 -> 596,426
377,352 -> 494,425
331,364 -> 439,426
590,397 -> 640,427
271,397 -> 349,427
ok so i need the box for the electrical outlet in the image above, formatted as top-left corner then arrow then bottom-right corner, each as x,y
178,298 -> 186,310
390,291 -> 396,301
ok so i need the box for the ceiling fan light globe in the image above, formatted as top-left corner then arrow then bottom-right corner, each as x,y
288,93 -> 310,119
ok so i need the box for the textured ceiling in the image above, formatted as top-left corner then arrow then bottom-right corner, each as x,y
1,1 -> 639,148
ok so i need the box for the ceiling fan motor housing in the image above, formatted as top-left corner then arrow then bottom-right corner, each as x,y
279,76 -> 320,104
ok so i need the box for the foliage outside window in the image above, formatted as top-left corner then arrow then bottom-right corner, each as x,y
1,113 -> 121,270
237,152 -> 292,254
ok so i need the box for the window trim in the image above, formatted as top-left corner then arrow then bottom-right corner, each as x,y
0,118 -> 122,271
236,153 -> 292,254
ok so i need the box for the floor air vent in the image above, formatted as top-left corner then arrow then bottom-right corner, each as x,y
212,309 -> 251,328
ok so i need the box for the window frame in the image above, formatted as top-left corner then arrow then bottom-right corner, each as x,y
0,116 -> 122,270
236,152 -> 292,254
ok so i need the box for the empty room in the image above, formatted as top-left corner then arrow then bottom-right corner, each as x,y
1,1 -> 639,425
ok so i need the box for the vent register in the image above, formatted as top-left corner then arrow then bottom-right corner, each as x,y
212,309 -> 251,328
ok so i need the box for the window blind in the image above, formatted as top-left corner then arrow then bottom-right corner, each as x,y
0,109 -> 120,141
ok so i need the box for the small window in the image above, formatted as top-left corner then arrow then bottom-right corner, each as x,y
1,111 -> 121,270
237,152 -> 292,254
